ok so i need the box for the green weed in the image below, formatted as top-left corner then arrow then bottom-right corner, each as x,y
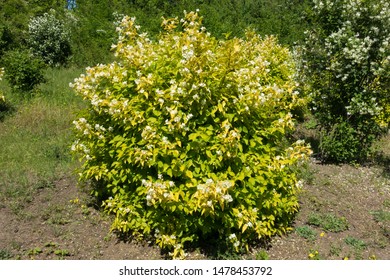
295,225 -> 317,241
0,249 -> 13,260
329,244 -> 342,257
255,250 -> 269,260
27,247 -> 43,256
370,210 -> 390,223
307,213 -> 349,232
344,236 -> 367,251
54,249 -> 70,257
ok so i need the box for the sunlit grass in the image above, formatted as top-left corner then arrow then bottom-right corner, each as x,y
0,67 -> 86,209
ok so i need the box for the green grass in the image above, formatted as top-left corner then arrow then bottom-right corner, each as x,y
0,67 -> 85,211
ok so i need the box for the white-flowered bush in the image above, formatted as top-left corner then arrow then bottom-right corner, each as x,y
28,12 -> 71,66
299,0 -> 389,162
71,11 -> 311,259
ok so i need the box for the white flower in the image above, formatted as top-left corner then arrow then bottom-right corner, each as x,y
222,194 -> 233,203
206,179 -> 213,185
229,233 -> 236,240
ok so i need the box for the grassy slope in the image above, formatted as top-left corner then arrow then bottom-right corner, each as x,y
0,68 -> 84,213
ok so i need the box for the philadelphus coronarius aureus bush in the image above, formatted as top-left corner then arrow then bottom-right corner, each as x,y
71,11 -> 311,259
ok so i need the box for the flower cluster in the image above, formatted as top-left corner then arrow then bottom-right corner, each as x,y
193,179 -> 234,213
142,177 -> 176,206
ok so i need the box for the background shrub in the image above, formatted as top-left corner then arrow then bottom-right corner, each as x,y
1,49 -> 45,92
71,11 -> 311,259
0,25 -> 13,58
298,0 -> 390,163
27,12 -> 72,66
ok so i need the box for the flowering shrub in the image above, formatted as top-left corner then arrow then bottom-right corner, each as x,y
2,49 -> 45,92
299,0 -> 390,162
71,11 -> 312,258
27,12 -> 71,66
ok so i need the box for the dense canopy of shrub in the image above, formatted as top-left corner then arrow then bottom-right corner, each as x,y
71,12 -> 311,258
1,49 -> 45,92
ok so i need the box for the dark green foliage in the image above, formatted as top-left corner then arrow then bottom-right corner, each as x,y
0,25 -> 13,57
319,119 -> 381,163
2,49 -> 46,92
0,0 -> 312,67
0,249 -> 13,260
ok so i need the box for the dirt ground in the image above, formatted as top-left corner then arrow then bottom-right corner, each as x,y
1,160 -> 389,260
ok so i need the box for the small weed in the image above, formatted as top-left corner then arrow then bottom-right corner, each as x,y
0,249 -> 13,260
54,249 -> 70,257
329,244 -> 342,257
295,225 -> 317,241
27,247 -> 43,256
10,241 -> 22,251
104,233 -> 113,242
383,199 -> 390,208
81,204 -> 91,216
255,250 -> 269,260
374,237 -> 387,249
307,212 -> 349,232
41,205 -> 70,225
344,236 -> 367,251
44,242 -> 58,248
370,210 -> 390,223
